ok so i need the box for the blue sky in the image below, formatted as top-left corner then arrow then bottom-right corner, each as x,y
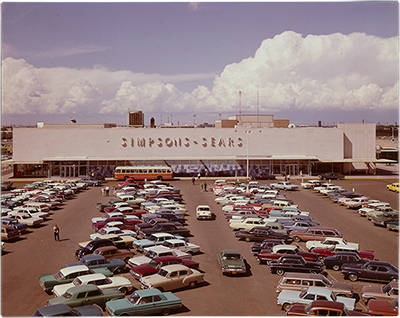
2,2 -> 399,126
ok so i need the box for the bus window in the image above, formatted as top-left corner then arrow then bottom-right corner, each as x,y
122,169 -> 126,173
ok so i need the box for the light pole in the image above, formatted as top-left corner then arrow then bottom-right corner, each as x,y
245,130 -> 251,192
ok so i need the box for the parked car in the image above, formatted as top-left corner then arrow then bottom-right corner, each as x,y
286,300 -> 370,316
361,281 -> 398,304
66,254 -> 127,274
290,227 -> 342,243
312,245 -> 375,261
371,212 -> 399,227
128,245 -> 192,268
256,245 -> 317,264
32,304 -> 104,316
196,205 -> 213,220
387,182 -> 399,193
8,212 -> 43,227
323,252 -> 369,271
306,237 -> 358,252
283,221 -> 320,233
318,172 -> 344,180
229,217 -> 266,230
251,239 -> 286,255
1,181 -> 13,191
387,220 -> 399,231
160,239 -> 200,255
132,232 -> 187,252
78,177 -> 102,186
256,173 -> 276,180
234,226 -> 291,243
268,255 -> 324,276
367,298 -> 398,316
275,272 -> 356,299
1,217 -> 28,233
39,265 -> 112,293
138,223 -> 191,239
93,246 -> 134,263
130,256 -> 199,280
75,238 -> 126,259
1,224 -> 21,241
47,284 -> 124,309
277,286 -> 356,311
52,273 -> 133,297
217,249 -> 247,275
105,288 -> 182,316
90,226 -> 136,240
341,261 -> 399,282
270,181 -> 299,191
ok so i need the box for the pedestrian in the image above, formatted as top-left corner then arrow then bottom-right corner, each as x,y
53,224 -> 60,241
101,187 -> 105,196
204,182 -> 207,192
191,176 -> 195,185
197,172 -> 201,180
105,186 -> 110,196
200,183 -> 203,191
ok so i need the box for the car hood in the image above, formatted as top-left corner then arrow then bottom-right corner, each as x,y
53,283 -> 74,297
278,289 -> 302,300
39,274 -> 56,284
332,281 -> 354,293
128,256 -> 151,267
361,285 -> 383,295
130,264 -> 157,275
105,298 -> 132,313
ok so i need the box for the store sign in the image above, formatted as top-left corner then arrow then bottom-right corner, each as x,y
121,136 -> 244,148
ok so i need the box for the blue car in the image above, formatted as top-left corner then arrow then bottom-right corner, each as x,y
66,254 -> 126,274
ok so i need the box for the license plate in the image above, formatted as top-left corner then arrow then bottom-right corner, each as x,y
232,272 -> 237,275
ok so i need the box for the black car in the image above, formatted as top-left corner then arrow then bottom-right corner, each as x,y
66,254 -> 127,274
138,223 -> 191,239
234,226 -> 290,243
75,238 -> 126,259
268,255 -> 324,276
1,217 -> 29,233
341,260 -> 398,282
250,239 -> 286,255
256,173 -> 276,180
157,212 -> 186,225
324,252 -> 368,271
318,172 -> 344,180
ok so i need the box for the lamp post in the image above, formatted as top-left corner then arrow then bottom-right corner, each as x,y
245,130 -> 251,192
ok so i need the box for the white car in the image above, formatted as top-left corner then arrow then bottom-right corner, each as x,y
300,180 -> 321,189
52,273 -> 133,297
270,182 -> 299,191
344,197 -> 371,209
91,212 -> 139,224
358,202 -> 390,217
90,226 -> 137,240
229,217 -> 266,230
196,205 -> 212,220
160,239 -> 200,254
306,237 -> 359,251
11,207 -> 50,220
319,186 -> 345,195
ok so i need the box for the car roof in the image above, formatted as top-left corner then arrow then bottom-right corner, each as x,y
81,254 -> 106,261
73,273 -> 106,282
164,239 -> 185,243
220,249 -> 241,254
95,246 -> 118,252
149,232 -> 175,237
308,300 -> 344,310
64,284 -> 100,293
134,288 -> 163,297
159,264 -> 190,272
273,245 -> 297,251
147,245 -> 174,252
59,265 -> 89,275
282,272 -> 325,279
35,304 -> 73,316
306,287 -> 333,296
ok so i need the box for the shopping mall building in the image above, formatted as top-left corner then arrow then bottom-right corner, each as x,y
11,114 -> 384,179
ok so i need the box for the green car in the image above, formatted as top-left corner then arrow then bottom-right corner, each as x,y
105,288 -> 182,316
47,284 -> 125,309
217,249 -> 247,275
39,265 -> 112,293
371,212 -> 399,227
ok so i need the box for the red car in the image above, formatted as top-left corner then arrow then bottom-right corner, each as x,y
130,256 -> 199,280
312,246 -> 375,261
92,217 -> 141,232
256,244 -> 317,264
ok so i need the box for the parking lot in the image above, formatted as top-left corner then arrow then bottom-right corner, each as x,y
1,177 -> 398,316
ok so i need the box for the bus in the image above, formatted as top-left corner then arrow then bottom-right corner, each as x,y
114,166 -> 174,181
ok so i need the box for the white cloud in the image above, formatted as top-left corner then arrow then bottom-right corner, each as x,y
2,31 -> 398,120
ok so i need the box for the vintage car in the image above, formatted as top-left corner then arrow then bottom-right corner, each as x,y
286,300 -> 370,316
268,255 -> 324,276
270,181 -> 299,191
229,217 -> 266,230
1,224 -> 21,241
312,244 -> 375,261
196,205 -> 213,220
234,226 -> 291,243
81,234 -> 136,250
275,272 -> 355,299
323,252 -> 369,271
96,199 -> 125,212
366,206 -> 398,220
251,239 -> 286,255
92,217 -> 141,232
160,239 -> 200,255
75,238 -> 122,259
128,246 -> 192,268
387,220 -> 399,231
39,265 -> 112,293
256,244 -> 317,264
9,212 -> 43,227
371,212 -> 399,227
1,181 -> 13,191
277,286 -> 356,311
283,221 -> 320,233
387,182 -> 399,193
105,288 -> 182,316
32,304 -> 104,316
52,273 -> 133,297
318,172 -> 344,180
358,202 -> 391,217
93,246 -> 134,263
133,232 -> 187,252
130,256 -> 199,280
1,217 -> 28,233
306,237 -> 358,252
140,264 -> 204,291
300,180 -> 322,189
255,173 -> 276,180
290,227 -> 342,243
66,254 -> 127,274
47,284 -> 124,309
367,298 -> 398,316
341,260 -> 399,282
90,226 -> 136,240
361,281 -> 398,304
11,206 -> 50,219
78,177 -> 102,186
217,249 -> 247,275
91,212 -> 139,224
138,223 -> 191,239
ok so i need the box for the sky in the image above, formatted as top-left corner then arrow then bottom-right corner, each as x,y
1,1 -> 399,127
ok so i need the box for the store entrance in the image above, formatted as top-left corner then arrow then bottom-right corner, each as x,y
61,165 -> 78,178
285,164 -> 299,176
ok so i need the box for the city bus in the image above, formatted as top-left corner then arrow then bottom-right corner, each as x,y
114,166 -> 174,181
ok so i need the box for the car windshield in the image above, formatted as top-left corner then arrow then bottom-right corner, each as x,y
145,251 -> 156,258
323,276 -> 333,287
128,292 -> 141,305
382,283 -> 392,293
148,259 -> 161,269
54,271 -> 65,281
72,278 -> 83,286
224,253 -> 241,261
147,235 -> 157,242
62,291 -> 73,299
158,269 -> 169,277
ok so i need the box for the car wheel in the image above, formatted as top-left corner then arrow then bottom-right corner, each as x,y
119,287 -> 128,294
189,281 -> 197,288
276,269 -> 285,276
114,267 -> 123,274
348,273 -> 358,282
293,236 -> 301,243
332,264 -> 341,271
282,303 -> 292,312
161,308 -> 171,316
245,237 -> 251,242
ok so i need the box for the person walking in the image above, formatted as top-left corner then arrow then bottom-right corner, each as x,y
204,182 -> 207,192
105,186 -> 110,196
200,183 -> 203,191
191,176 -> 195,185
101,187 -> 105,196
53,224 -> 60,241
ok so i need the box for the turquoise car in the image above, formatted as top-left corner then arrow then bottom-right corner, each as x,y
105,289 -> 182,316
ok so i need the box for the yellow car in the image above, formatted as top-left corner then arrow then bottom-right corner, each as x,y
387,182 -> 399,193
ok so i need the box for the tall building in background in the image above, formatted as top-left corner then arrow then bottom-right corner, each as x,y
128,111 -> 144,127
